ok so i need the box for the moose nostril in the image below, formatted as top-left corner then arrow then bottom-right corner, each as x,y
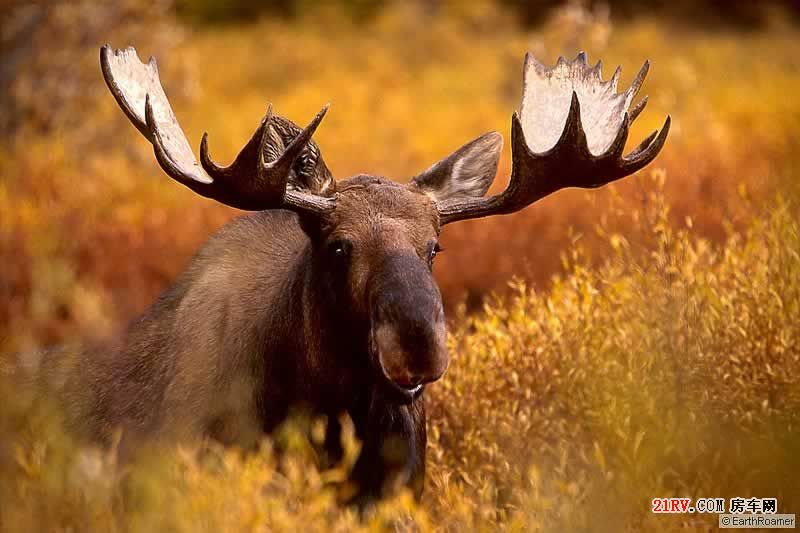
373,322 -> 449,390
393,371 -> 446,389
392,373 -> 424,389
406,375 -> 424,388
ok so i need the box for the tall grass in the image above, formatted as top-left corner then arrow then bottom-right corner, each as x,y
2,2 -> 800,351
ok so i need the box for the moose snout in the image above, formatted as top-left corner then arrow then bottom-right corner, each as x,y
372,317 -> 449,389
369,251 -> 450,398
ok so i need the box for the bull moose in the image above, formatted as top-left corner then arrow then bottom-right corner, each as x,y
31,45 -> 670,502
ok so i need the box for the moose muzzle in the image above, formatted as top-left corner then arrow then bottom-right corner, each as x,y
369,253 -> 449,404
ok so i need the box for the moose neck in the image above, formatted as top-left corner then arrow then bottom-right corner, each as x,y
279,239 -> 373,415
295,238 -> 427,500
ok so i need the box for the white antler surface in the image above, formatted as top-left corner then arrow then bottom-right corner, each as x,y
520,52 -> 646,155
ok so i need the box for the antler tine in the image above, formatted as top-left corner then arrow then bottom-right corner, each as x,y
609,66 -> 622,90
259,105 -> 335,213
625,127 -> 659,160
591,59 -> 603,79
629,95 -> 648,124
436,52 -> 670,225
199,106 -> 272,179
258,104 -> 329,185
101,45 -> 153,142
101,44 -> 335,214
525,52 -> 548,76
145,94 -> 212,186
618,116 -> 671,175
627,61 -> 650,99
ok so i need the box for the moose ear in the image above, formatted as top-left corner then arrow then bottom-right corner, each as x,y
411,132 -> 503,202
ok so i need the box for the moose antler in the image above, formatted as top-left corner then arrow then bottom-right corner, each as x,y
436,52 -> 670,225
100,45 -> 336,213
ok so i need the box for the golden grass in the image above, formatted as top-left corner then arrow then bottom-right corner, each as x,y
2,2 -> 800,350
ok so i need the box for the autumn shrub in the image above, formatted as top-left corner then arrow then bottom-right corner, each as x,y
2,2 -> 800,352
425,174 -> 800,530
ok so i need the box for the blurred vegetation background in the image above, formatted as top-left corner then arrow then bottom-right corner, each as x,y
1,1 -> 799,531
3,0 -> 799,352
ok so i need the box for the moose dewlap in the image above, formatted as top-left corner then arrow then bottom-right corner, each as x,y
46,46 -> 669,503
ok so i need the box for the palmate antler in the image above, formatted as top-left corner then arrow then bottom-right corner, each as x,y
100,45 -> 336,213
436,52 -> 670,225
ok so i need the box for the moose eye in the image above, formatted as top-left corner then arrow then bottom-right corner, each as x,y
329,239 -> 352,261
